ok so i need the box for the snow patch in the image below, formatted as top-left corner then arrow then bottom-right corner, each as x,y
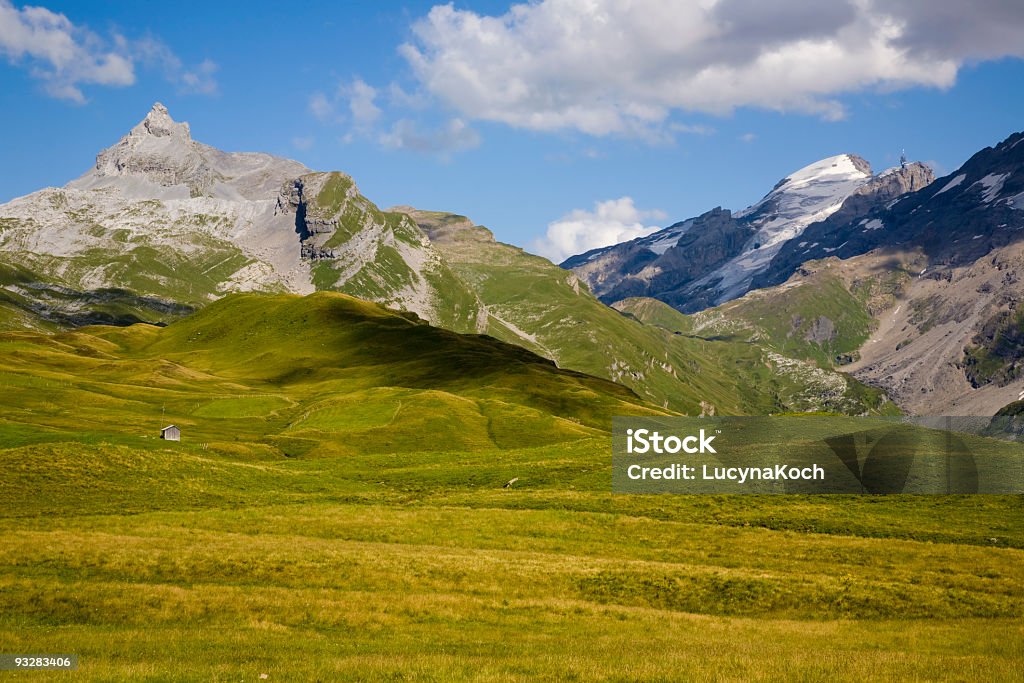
972,173 -> 1010,203
697,155 -> 871,302
641,219 -> 693,255
862,218 -> 884,231
935,174 -> 966,196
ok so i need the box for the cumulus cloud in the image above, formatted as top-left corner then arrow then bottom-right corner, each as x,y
309,91 -> 334,121
400,0 -> 1024,137
378,117 -> 480,155
309,78 -> 381,128
531,197 -> 666,262
347,78 -> 381,127
0,1 -> 217,102
180,58 -> 218,95
885,0 -> 1024,61
0,0 -> 133,102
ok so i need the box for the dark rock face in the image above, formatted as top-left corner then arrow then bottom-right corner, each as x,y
810,162 -> 934,234
964,308 -> 1024,388
754,162 -> 937,290
760,132 -> 1024,290
563,154 -> 885,313
598,207 -> 754,307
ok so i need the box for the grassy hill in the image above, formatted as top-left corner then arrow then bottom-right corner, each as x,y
404,209 -> 894,416
0,292 -> 1021,679
0,292 -> 1019,679
0,171 -> 898,417
618,254 -> 915,371
0,291 -> 663,459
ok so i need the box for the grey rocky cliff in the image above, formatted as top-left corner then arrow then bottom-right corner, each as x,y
68,102 -> 309,201
753,161 -> 935,290
0,104 -> 467,328
564,154 -> 888,313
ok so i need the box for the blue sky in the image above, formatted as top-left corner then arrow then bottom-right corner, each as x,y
2,0 -> 1023,261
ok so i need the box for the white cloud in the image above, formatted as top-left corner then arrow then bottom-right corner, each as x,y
309,91 -> 334,121
310,77 -> 478,156
180,58 -> 218,95
740,132 -> 757,143
347,78 -> 380,126
124,35 -> 218,96
531,197 -> 666,262
387,82 -> 427,110
309,78 -> 381,129
0,1 -> 217,102
378,117 -> 480,156
400,0 -> 1024,137
292,135 -> 314,151
0,0 -> 133,102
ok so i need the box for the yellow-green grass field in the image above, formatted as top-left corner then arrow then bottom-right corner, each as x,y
0,293 -> 1021,681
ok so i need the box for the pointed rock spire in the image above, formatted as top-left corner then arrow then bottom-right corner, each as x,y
90,102 -> 203,187
137,102 -> 191,139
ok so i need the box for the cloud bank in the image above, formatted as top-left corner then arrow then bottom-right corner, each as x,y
401,0 -> 1024,137
532,197 -> 666,262
311,77 -> 479,156
0,0 -> 217,102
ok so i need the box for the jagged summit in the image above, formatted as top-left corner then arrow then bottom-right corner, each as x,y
564,152 -> 931,312
67,102 -> 308,201
135,102 -> 191,139
766,154 -> 872,194
84,102 -> 205,195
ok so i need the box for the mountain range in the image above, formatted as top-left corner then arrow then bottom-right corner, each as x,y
0,104 -> 888,416
3,103 -> 1023,416
563,154 -> 934,311
564,132 -> 1024,415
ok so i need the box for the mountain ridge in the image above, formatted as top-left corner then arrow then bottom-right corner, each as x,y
563,154 -> 934,313
685,129 -> 1024,414
0,103 -> 909,416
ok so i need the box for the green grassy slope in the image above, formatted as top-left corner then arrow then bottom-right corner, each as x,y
613,295 -> 695,334
300,173 -> 485,333
406,209 -> 893,416
689,256 -> 916,368
0,291 -> 663,461
1,433 -> 1021,678
0,291 -> 1020,680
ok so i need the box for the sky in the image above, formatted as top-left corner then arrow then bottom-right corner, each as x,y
1,0 -> 1024,262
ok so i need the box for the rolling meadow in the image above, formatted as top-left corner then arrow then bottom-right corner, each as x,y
0,292 -> 1021,681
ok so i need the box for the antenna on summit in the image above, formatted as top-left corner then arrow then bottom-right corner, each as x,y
900,149 -> 907,168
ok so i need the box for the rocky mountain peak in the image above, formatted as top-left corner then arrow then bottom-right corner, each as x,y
87,102 -> 205,191
768,154 -> 872,194
563,151 -> 929,312
67,103 -> 309,201
138,102 -> 190,139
